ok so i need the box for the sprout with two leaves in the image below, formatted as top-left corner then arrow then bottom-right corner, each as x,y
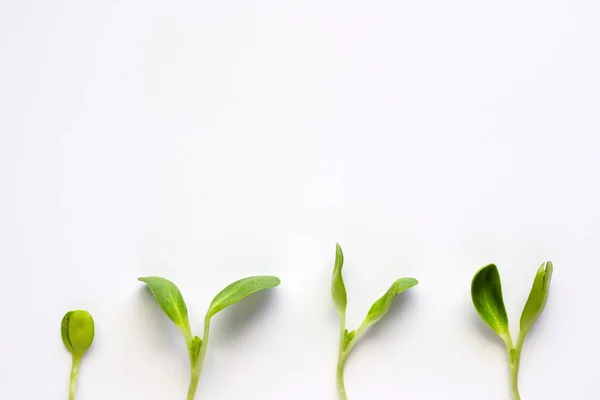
331,243 -> 418,400
471,262 -> 553,399
139,275 -> 280,400
61,310 -> 95,400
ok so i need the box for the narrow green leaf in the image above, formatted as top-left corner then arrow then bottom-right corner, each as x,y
519,261 -> 553,337
61,310 -> 95,356
471,264 -> 510,341
138,276 -> 192,341
363,278 -> 418,327
190,336 -> 203,367
331,243 -> 347,316
206,275 -> 281,318
343,329 -> 355,350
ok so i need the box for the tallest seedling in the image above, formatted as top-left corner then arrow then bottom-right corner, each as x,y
331,244 -> 418,400
471,262 -> 553,399
139,275 -> 280,400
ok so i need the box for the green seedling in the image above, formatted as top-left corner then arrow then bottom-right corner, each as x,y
331,243 -> 418,400
139,275 -> 281,400
471,262 -> 553,399
61,310 -> 95,400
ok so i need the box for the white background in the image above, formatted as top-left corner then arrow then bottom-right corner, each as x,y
1,1 -> 599,399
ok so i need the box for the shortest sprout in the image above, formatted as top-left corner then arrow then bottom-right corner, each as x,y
62,310 -> 95,356
61,310 -> 95,400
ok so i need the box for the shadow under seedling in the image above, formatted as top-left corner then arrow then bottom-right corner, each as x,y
331,243 -> 418,400
471,262 -> 553,400
214,288 -> 275,339
139,275 -> 281,400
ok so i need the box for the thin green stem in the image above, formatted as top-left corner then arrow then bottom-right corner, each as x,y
186,370 -> 200,400
186,317 -> 212,400
336,320 -> 368,400
182,322 -> 193,350
337,358 -> 348,400
509,335 -> 525,400
69,355 -> 81,400
337,315 -> 347,400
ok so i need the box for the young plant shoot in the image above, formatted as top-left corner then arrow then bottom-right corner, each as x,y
139,275 -> 280,400
471,262 -> 553,400
61,310 -> 95,400
331,243 -> 418,400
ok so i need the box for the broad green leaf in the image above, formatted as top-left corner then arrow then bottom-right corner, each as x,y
190,335 -> 203,367
363,278 -> 418,327
331,243 -> 347,316
519,261 -> 553,336
138,276 -> 192,341
206,275 -> 281,318
61,310 -> 95,356
471,264 -> 510,341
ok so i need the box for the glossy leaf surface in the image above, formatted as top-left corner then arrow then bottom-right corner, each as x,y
471,264 -> 510,341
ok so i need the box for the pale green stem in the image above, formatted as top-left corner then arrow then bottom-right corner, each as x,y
186,371 -> 200,400
336,318 -> 368,400
186,316 -> 212,400
336,359 -> 348,400
69,355 -> 81,400
182,323 -> 193,350
508,335 -> 525,400
337,315 -> 347,400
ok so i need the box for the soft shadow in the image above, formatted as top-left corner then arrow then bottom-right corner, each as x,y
213,290 -> 278,339
137,286 -> 182,353
358,290 -> 417,344
468,307 -> 505,349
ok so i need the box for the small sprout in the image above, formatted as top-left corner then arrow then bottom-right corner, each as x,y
471,262 -> 553,400
61,310 -> 95,400
139,275 -> 280,400
331,243 -> 418,400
